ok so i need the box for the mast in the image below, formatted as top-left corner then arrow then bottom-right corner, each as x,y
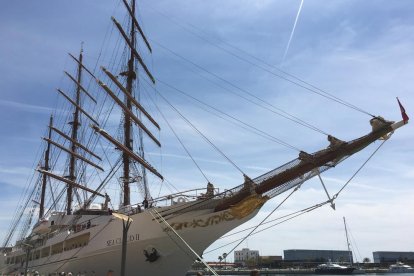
94,0 -> 159,205
36,51 -> 102,215
121,0 -> 137,206
39,115 -> 53,219
67,47 -> 83,214
343,217 -> 353,265
137,92 -> 149,199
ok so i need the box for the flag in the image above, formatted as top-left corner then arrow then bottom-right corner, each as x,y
397,97 -> 409,123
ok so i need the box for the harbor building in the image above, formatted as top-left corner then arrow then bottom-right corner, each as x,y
284,249 -> 352,263
234,248 -> 260,266
260,255 -> 282,262
373,251 -> 414,263
259,255 -> 283,268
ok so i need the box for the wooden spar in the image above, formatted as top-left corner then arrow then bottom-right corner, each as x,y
91,125 -> 163,180
43,138 -> 104,172
39,116 -> 53,219
121,0 -> 152,53
101,67 -> 160,130
215,119 -> 401,212
64,71 -> 97,104
254,122 -> 395,195
96,79 -> 161,147
111,16 -> 156,84
57,88 -> 100,126
50,126 -> 102,161
37,169 -> 104,197
68,53 -> 97,80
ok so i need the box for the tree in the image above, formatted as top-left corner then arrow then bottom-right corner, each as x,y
245,257 -> 258,268
363,257 -> 371,263
222,253 -> 228,267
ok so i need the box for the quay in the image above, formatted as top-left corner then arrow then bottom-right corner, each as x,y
187,268 -> 390,275
188,268 -> 313,275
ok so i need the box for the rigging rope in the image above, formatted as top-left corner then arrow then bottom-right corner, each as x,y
218,173 -> 311,258
333,139 -> 387,199
204,199 -> 330,254
155,78 -> 301,152
206,139 -> 388,255
145,86 -> 211,183
153,85 -> 247,176
224,191 -> 295,256
3,2 -> 135,246
145,4 -> 375,118
149,208 -> 220,276
152,40 -> 329,136
220,200 -> 328,239
348,225 -> 363,263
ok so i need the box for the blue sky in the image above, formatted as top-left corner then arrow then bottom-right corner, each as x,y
1,0 -> 413,262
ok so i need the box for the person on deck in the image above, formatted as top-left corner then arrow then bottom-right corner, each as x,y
142,198 -> 149,209
103,193 -> 111,210
206,182 -> 214,197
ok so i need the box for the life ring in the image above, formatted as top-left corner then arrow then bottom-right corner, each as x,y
177,197 -> 186,203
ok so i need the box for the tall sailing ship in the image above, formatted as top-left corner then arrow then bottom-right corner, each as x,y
0,1 -> 409,275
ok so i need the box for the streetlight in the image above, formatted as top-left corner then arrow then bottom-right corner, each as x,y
21,242 -> 34,276
112,212 -> 133,276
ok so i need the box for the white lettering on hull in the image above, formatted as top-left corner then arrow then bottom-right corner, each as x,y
106,233 -> 140,246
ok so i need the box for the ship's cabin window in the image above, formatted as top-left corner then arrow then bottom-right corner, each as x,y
41,246 -> 50,258
34,250 -> 40,260
51,242 -> 63,255
63,233 -> 90,252
15,255 -> 23,264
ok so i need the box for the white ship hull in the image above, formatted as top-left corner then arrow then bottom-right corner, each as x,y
388,262 -> 414,273
1,201 -> 261,276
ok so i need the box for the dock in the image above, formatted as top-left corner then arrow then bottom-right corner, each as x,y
187,268 -> 390,275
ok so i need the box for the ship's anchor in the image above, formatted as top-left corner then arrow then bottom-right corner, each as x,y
143,247 -> 159,262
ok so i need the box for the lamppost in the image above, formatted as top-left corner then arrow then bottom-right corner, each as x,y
112,212 -> 133,276
21,242 -> 34,276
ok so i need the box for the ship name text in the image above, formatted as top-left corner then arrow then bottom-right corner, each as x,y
106,234 -> 140,246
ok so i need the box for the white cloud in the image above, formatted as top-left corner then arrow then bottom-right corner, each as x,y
0,99 -> 54,114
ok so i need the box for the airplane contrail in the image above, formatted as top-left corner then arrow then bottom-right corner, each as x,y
281,0 -> 305,65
